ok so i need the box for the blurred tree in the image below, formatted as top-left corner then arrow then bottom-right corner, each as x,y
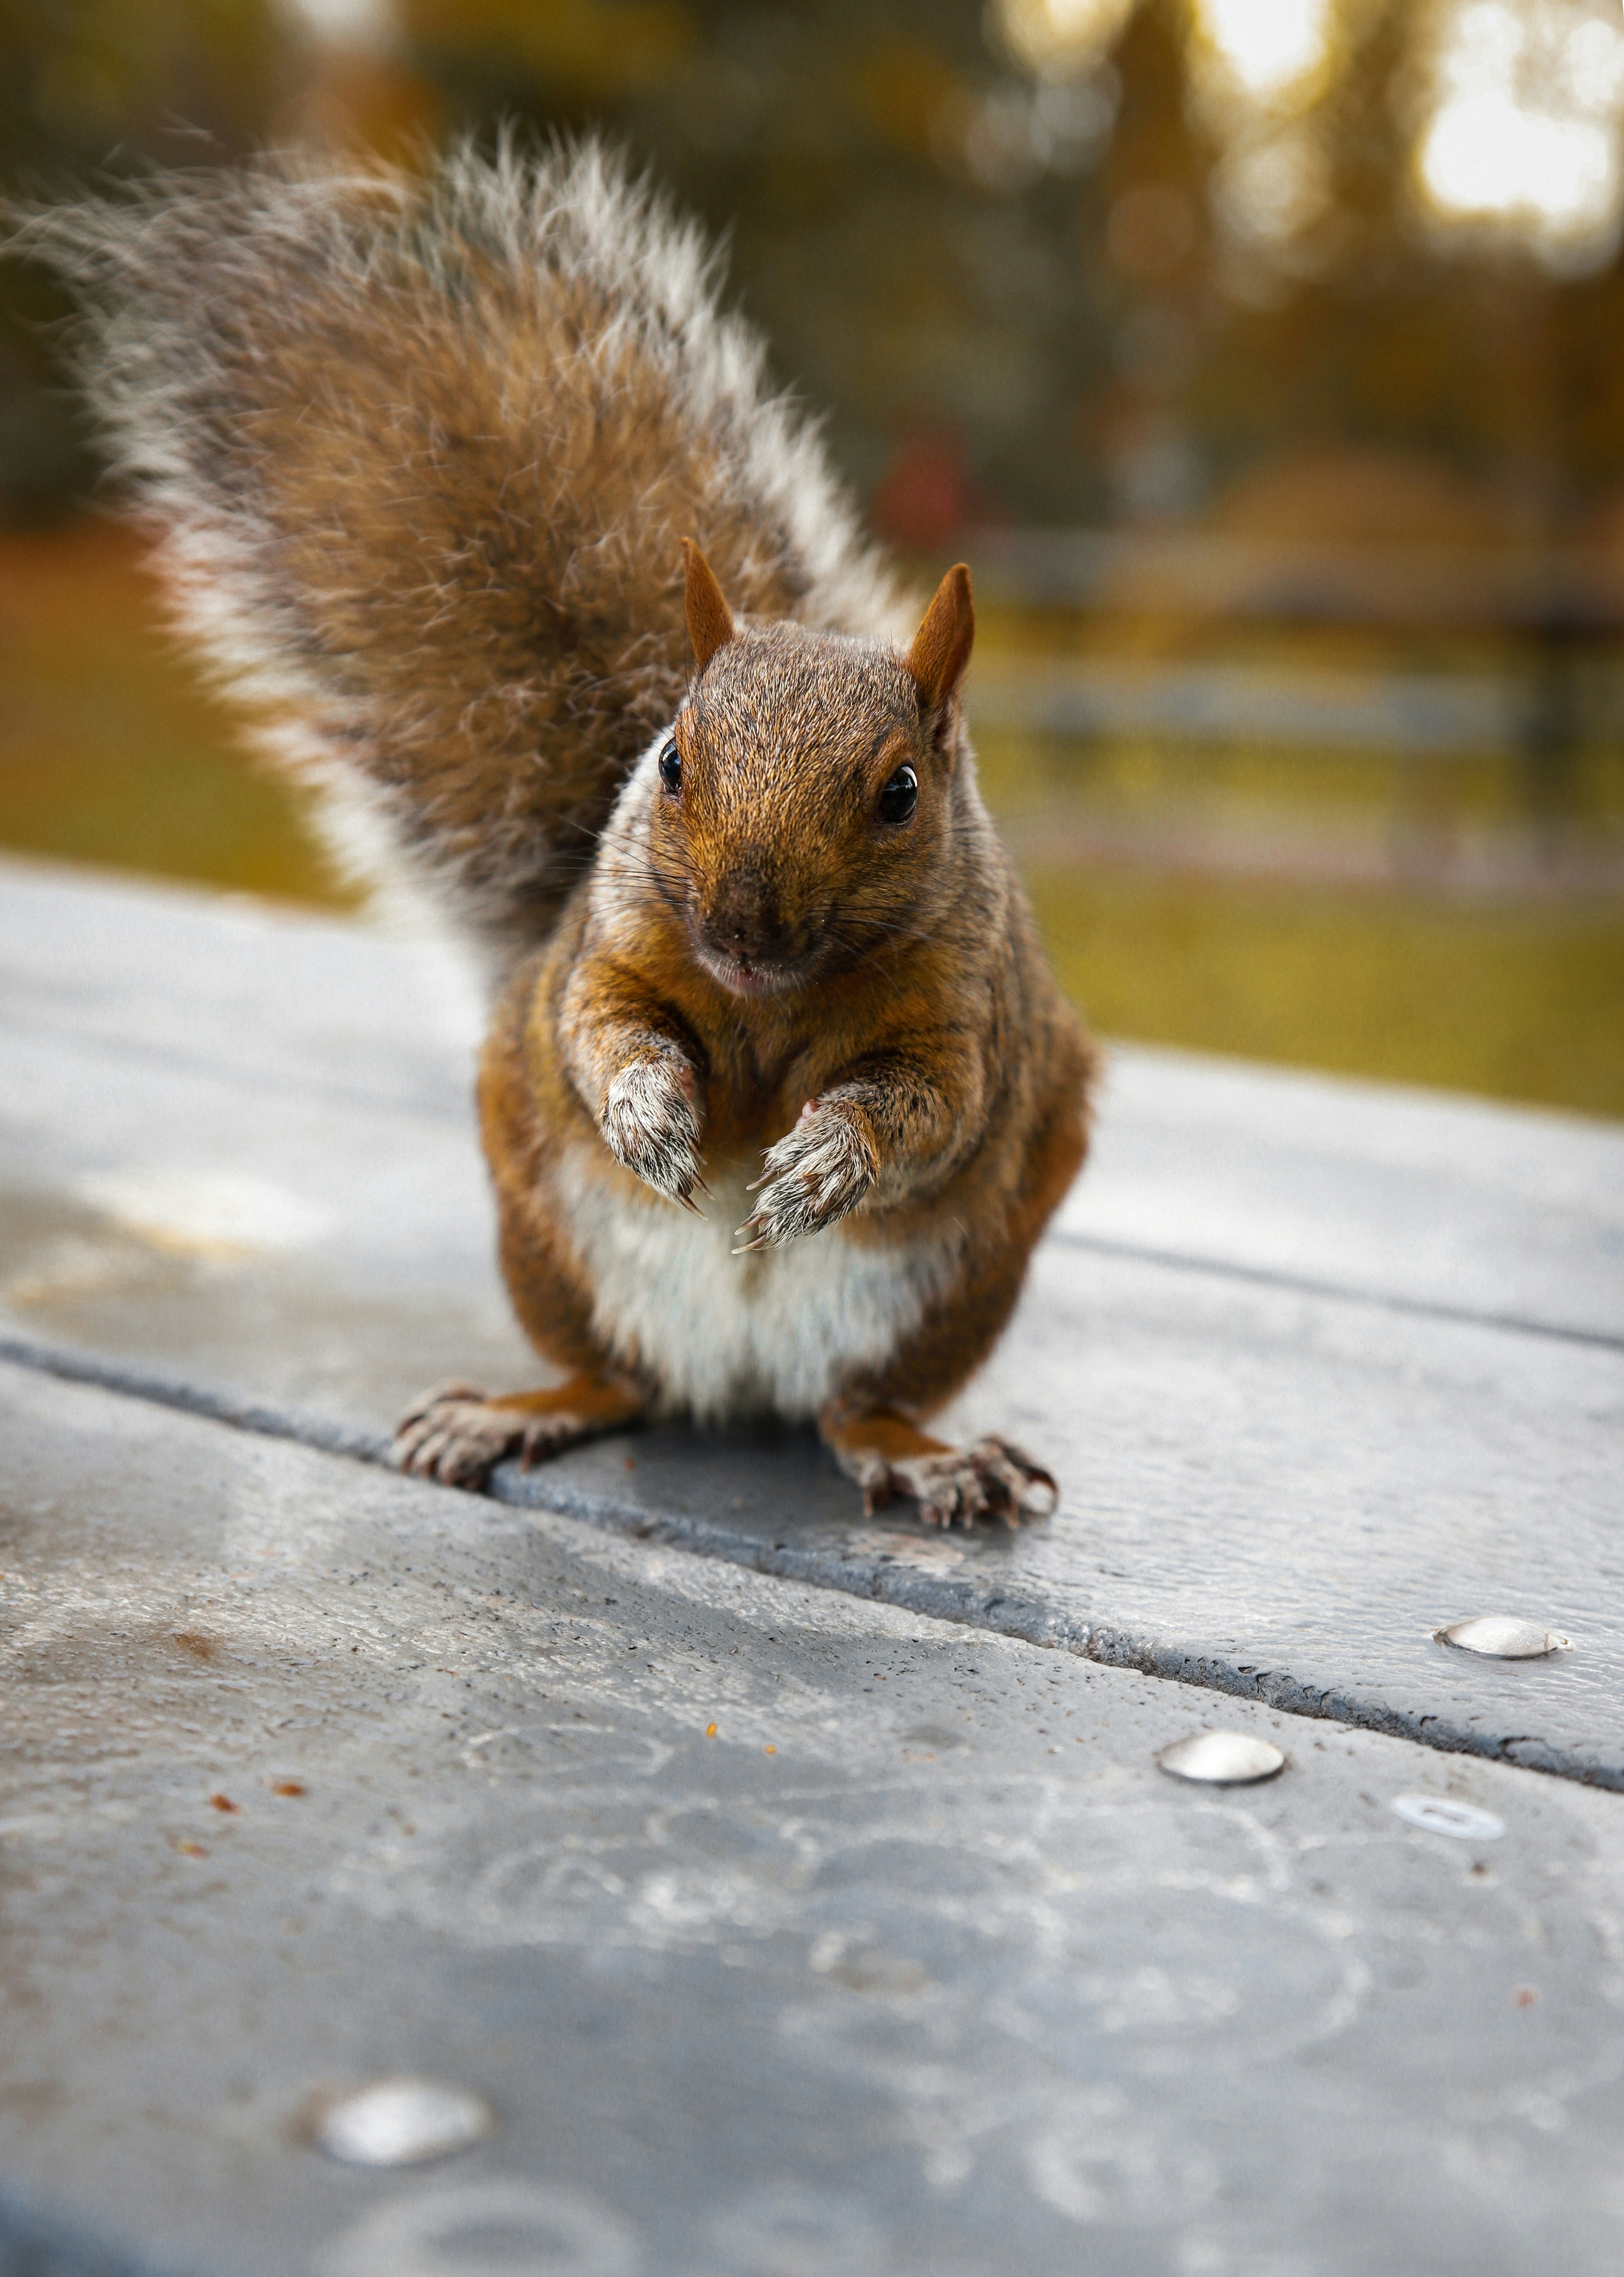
7,0 -> 1624,538
1152,0 -> 1624,527
0,0 -> 301,522
384,0 -> 1624,535
399,0 -> 1122,522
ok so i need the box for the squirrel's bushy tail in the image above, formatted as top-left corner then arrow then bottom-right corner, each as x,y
17,138 -> 907,959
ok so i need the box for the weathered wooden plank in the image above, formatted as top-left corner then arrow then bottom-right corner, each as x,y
5,1365 -> 1624,2277
6,854 -> 1618,1346
1059,1042 -> 1624,1343
2,857 -> 1619,1783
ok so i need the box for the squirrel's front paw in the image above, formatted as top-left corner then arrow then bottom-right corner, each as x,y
736,1098 -> 875,1251
600,1058 -> 706,1209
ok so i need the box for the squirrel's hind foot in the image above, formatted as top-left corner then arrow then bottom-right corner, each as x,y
821,1404 -> 1058,1530
865,1438 -> 1058,1530
393,1376 -> 647,1490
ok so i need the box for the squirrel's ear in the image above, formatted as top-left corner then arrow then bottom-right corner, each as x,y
681,538 -> 735,673
906,562 -> 975,720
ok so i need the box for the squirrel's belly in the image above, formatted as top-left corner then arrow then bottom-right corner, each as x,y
551,1147 -> 963,1422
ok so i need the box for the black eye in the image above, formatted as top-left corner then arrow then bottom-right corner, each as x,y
659,740 -> 682,792
878,763 -> 917,824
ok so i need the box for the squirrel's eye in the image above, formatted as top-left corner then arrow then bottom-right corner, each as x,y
658,740 -> 682,792
878,763 -> 918,825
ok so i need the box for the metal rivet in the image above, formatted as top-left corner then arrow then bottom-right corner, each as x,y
1435,1616 -> 1571,1659
1157,1732 -> 1286,1785
1392,1795 -> 1505,1841
313,2078 -> 495,2166
316,2182 -> 638,2277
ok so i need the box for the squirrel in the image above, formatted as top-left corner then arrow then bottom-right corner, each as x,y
20,138 -> 1097,1527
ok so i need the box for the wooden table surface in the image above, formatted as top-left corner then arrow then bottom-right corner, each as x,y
3,854 -> 1622,2275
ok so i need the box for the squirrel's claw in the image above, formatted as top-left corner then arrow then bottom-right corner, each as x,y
839,1436 -> 1058,1530
740,1101 -> 875,1251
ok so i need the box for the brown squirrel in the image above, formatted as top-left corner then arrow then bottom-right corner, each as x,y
21,138 -> 1096,1526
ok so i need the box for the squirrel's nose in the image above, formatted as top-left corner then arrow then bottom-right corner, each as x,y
704,873 -> 790,963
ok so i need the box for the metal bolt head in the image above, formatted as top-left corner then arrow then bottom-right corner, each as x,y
1157,1731 -> 1286,1785
1392,1794 -> 1505,1841
313,2078 -> 495,2166
1435,1616 -> 1572,1659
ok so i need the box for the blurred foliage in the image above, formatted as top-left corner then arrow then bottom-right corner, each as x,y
1026,863 -> 1624,1119
2,2 -> 1621,1112
0,522 -> 354,895
2,521 -> 1618,1116
6,0 -> 1624,532
0,0 -> 300,523
394,0 -> 1121,523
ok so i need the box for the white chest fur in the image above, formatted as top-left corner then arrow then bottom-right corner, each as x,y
551,1146 -> 962,1422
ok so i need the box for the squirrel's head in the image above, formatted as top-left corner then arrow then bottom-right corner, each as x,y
649,542 -> 976,999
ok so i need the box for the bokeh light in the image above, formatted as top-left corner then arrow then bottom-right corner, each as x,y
1211,126 -> 1331,252
1191,0 -> 1335,107
1184,0 -> 1343,273
288,0 -> 393,41
998,0 -> 1139,81
1416,0 -> 1624,270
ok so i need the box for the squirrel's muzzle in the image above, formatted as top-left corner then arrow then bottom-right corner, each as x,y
699,868 -> 795,967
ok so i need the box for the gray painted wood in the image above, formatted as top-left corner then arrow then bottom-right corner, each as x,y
2,855 -> 1621,1788
1058,1044 -> 1624,1344
6,1365 -> 1624,2277
6,856 -> 1619,1346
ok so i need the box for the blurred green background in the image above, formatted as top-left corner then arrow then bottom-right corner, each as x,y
2,0 -> 1621,1114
